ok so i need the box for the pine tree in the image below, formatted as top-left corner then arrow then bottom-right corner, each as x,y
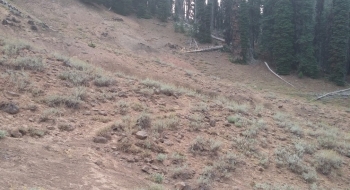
222,0 -> 233,45
260,0 -> 277,57
238,0 -> 250,62
157,0 -> 171,22
328,0 -> 350,86
195,0 -> 211,43
293,0 -> 318,78
272,0 -> 294,75
248,0 -> 261,52
136,0 -> 151,19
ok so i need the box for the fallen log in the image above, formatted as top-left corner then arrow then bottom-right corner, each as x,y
264,62 -> 295,88
185,45 -> 223,53
314,88 -> 350,101
211,35 -> 225,42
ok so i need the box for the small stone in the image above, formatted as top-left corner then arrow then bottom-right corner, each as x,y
93,136 -> 108,144
95,160 -> 104,167
10,130 -> 22,138
98,111 -> 107,116
0,102 -> 19,114
30,25 -> 38,31
278,105 -> 283,109
29,118 -> 34,122
28,20 -> 34,25
164,140 -> 174,146
135,131 -> 148,140
46,126 -> 55,130
2,19 -> 12,25
174,182 -> 187,190
6,91 -> 20,97
141,165 -> 150,173
58,124 -> 75,132
209,120 -> 216,127
151,165 -> 159,170
144,157 -> 154,163
83,111 -> 91,115
258,167 -> 264,172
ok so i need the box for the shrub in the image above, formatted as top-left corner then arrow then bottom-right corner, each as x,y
136,114 -> 151,129
273,112 -> 287,122
152,173 -> 164,184
3,41 -> 31,56
190,136 -> 221,156
94,76 -> 114,87
116,100 -> 129,115
226,102 -> 249,114
39,108 -> 62,122
170,165 -> 193,180
171,152 -> 186,164
152,116 -> 179,133
0,130 -> 7,139
315,150 -> 342,175
59,70 -> 91,86
13,57 -> 44,71
45,95 -> 83,109
156,154 -> 167,162
302,167 -> 317,183
64,58 -> 91,71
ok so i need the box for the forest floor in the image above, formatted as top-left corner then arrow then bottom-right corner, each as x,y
0,0 -> 349,190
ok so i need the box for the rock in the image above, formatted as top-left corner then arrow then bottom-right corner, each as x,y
144,157 -> 154,163
174,182 -> 187,190
2,19 -> 13,25
11,17 -> 20,23
101,32 -> 108,37
151,165 -> 159,170
258,167 -> 264,172
6,91 -> 20,97
93,136 -> 108,144
28,20 -> 34,25
46,126 -> 55,130
135,131 -> 148,140
0,102 -> 19,114
98,111 -> 107,116
95,160 -> 104,167
141,165 -> 150,173
30,25 -> 38,31
209,120 -> 216,127
278,105 -> 283,109
112,17 -> 124,22
10,130 -> 22,138
164,140 -> 174,146
58,124 -> 75,132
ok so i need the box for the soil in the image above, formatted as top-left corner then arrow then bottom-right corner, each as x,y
0,0 -> 349,190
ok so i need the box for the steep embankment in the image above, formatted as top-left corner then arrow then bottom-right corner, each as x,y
0,0 -> 349,190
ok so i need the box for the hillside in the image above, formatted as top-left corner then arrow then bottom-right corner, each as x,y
0,0 -> 349,190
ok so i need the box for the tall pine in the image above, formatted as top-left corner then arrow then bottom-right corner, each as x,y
293,0 -> 318,78
328,0 -> 350,85
195,0 -> 211,43
272,0 -> 294,75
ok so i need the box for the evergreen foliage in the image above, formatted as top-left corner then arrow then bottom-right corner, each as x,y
157,0 -> 171,22
328,0 -> 350,86
260,0 -> 276,56
195,0 -> 212,43
272,0 -> 294,75
77,0 -> 350,85
293,0 -> 318,78
238,0 -> 250,62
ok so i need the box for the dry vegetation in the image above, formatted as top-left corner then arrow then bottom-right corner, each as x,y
0,1 -> 349,190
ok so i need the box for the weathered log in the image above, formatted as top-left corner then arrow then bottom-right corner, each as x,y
211,35 -> 225,42
264,62 -> 295,88
185,45 -> 223,53
314,88 -> 350,101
